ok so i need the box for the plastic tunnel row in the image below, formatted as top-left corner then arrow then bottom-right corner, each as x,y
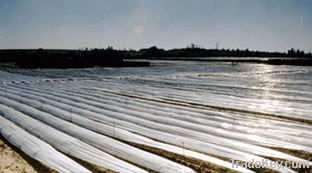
0,84 -> 309,172
0,104 -> 150,173
7,83 -> 312,141
0,93 -> 252,173
3,84 -> 312,154
74,76 -> 312,121
2,84 -> 309,162
23,81 -> 312,136
0,99 -> 195,172
0,116 -> 91,173
1,62 -> 312,173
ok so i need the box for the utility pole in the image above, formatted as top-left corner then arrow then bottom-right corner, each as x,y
70,108 -> 72,122
113,122 -> 115,138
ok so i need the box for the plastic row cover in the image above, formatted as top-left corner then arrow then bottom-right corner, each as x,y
73,88 -> 312,141
0,89 -> 299,173
0,91 -> 253,173
0,98 -> 193,173
0,116 -> 90,173
15,81 -> 308,142
5,87 -> 309,162
13,82 -> 312,140
82,76 -> 312,121
56,89 -> 311,148
0,103 -> 148,173
0,85 -> 287,150
0,71 -> 42,83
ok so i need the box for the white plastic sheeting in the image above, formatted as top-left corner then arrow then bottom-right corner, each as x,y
1,64 -> 312,173
70,88 -> 312,138
12,82 -> 312,140
3,83 -> 306,130
0,71 -> 42,83
0,104 -> 148,173
89,82 -> 312,121
2,87 -> 311,155
0,92 -> 253,173
0,116 -> 90,173
54,89 -> 312,148
72,70 -> 312,121
0,88 -> 304,172
0,97 -> 193,172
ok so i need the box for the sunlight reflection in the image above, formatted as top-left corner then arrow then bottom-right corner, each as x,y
248,65 -> 294,115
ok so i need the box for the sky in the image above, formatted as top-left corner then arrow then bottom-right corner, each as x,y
0,0 -> 311,52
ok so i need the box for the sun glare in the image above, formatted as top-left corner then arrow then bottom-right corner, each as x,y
134,25 -> 143,35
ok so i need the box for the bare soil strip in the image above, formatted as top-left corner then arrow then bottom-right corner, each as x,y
259,156 -> 312,173
0,125 -> 153,173
265,147 -> 312,173
64,154 -> 116,173
126,142 -> 236,173
122,128 -> 312,173
84,88 -> 312,125
0,134 -> 56,173
268,147 -> 312,162
118,138 -> 280,173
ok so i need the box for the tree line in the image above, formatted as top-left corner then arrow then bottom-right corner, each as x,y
0,48 -> 124,68
0,46 -> 311,68
132,46 -> 312,58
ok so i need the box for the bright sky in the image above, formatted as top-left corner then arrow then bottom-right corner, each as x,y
1,0 -> 311,52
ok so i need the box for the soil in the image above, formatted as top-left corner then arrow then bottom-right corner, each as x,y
0,134 -> 116,173
0,135 -> 54,173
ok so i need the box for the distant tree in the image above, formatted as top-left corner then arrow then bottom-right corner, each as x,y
191,43 -> 195,49
149,46 -> 158,50
297,49 -> 301,55
255,50 -> 260,56
18,48 -> 46,68
68,51 -> 77,58
245,49 -> 250,56
36,48 -> 44,55
288,48 -> 295,56
140,46 -> 164,57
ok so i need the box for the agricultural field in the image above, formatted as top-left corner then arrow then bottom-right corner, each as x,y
1,60 -> 312,173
